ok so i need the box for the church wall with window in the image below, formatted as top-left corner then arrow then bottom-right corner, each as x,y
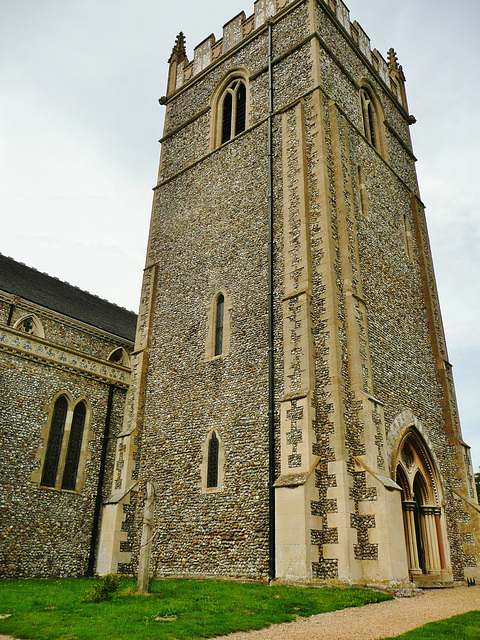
0,256 -> 136,578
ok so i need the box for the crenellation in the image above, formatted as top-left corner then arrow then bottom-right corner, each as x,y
169,0 -> 406,117
223,12 -> 246,53
254,0 -> 276,29
194,34 -> 215,74
353,21 -> 371,63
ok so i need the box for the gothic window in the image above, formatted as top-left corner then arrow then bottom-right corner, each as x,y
221,80 -> 247,144
214,294 -> 225,356
108,347 -> 130,367
359,84 -> 386,157
360,88 -> 377,147
14,314 -> 44,338
206,431 -> 219,488
61,402 -> 86,491
201,429 -> 225,493
40,395 -> 68,488
205,290 -> 232,361
211,70 -> 250,150
403,212 -> 414,262
37,393 -> 91,492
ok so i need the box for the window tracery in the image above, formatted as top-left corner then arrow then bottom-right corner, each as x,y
14,314 -> 44,338
108,347 -> 130,367
210,70 -> 250,149
359,82 -> 387,158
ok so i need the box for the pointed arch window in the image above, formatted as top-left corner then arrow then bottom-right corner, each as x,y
206,431 -> 219,488
214,294 -> 225,356
41,395 -> 68,488
61,402 -> 87,491
221,79 -> 247,144
37,394 -> 91,492
360,88 -> 377,148
210,71 -> 250,150
359,84 -> 387,158
201,429 -> 225,493
14,314 -> 44,338
205,290 -> 232,361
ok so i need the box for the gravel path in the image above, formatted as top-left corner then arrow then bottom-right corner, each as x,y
211,586 -> 480,640
1,585 -> 479,640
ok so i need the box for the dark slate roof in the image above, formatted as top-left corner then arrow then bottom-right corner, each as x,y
0,254 -> 137,342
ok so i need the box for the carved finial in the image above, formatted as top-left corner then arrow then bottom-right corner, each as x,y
388,47 -> 399,70
168,32 -> 187,64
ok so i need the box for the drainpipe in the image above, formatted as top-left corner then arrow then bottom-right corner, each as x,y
267,19 -> 276,583
7,303 -> 15,326
87,383 -> 115,576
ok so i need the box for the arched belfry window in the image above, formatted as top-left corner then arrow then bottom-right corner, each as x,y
211,70 -> 250,149
221,80 -> 247,144
360,88 -> 377,147
35,393 -> 91,492
359,83 -> 387,158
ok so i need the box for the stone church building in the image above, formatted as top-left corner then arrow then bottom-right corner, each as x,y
2,0 -> 480,587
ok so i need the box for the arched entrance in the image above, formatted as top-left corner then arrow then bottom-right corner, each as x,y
394,430 -> 451,584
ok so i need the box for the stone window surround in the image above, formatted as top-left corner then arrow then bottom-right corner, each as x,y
107,346 -> 131,367
199,428 -> 226,494
204,288 -> 232,361
13,313 -> 45,339
209,67 -> 251,151
31,390 -> 93,494
358,78 -> 388,159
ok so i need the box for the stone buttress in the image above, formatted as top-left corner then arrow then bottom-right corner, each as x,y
96,262 -> 157,575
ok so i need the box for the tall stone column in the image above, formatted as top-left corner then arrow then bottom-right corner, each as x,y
403,502 -> 421,574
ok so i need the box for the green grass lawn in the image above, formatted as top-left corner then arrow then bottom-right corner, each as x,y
0,576 -> 391,640
380,610 -> 480,640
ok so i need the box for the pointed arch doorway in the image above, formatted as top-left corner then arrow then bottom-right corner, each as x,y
394,430 -> 452,585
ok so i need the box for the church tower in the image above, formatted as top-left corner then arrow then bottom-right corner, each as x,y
98,0 -> 480,586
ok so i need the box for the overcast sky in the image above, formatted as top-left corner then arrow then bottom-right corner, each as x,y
1,0 -> 479,469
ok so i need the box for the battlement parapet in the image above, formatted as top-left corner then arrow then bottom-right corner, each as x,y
166,0 -> 407,110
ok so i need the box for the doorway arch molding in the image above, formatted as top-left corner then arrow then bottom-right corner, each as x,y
390,411 -> 453,582
388,410 -> 444,487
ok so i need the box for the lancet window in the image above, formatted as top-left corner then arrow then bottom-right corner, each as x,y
214,294 -> 225,356
205,290 -> 231,361
39,394 -> 90,492
206,431 -> 220,488
201,429 -> 225,493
